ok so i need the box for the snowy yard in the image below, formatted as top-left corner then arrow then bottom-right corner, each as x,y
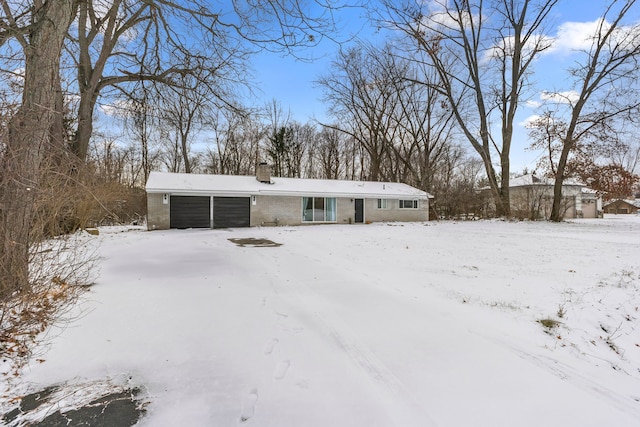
3,216 -> 640,426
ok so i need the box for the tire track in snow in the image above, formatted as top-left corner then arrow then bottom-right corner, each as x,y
522,351 -> 640,416
248,243 -> 439,425
310,311 -> 438,427
480,332 -> 640,418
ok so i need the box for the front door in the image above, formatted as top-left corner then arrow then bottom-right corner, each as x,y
354,199 -> 364,223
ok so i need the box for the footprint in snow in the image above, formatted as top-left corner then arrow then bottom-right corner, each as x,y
263,338 -> 279,355
274,360 -> 290,380
239,388 -> 259,423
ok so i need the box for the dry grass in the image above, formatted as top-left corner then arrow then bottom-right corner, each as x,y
2,228 -> 98,380
538,318 -> 561,330
1,278 -> 88,378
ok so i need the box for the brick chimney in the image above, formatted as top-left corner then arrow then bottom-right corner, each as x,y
256,162 -> 271,183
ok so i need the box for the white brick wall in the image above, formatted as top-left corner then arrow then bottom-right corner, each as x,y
147,193 -> 430,230
147,193 -> 170,230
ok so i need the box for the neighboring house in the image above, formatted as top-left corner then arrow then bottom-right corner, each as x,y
145,165 -> 432,230
602,199 -> 639,214
485,174 -> 602,219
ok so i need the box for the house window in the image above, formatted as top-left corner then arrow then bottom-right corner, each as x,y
303,197 -> 336,222
377,199 -> 388,209
399,199 -> 418,209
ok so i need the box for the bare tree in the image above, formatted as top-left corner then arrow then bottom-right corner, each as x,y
122,83 -> 163,186
431,146 -> 486,219
539,0 -> 640,221
315,127 -> 345,179
207,108 -> 265,175
319,43 -> 403,181
89,134 -> 129,184
377,0 -> 557,216
0,0 -> 341,300
386,59 -> 455,191
156,56 -> 233,174
291,122 -> 317,178
0,0 -> 77,298
264,100 -> 311,178
527,109 -> 639,201
320,40 -> 456,190
65,0 -> 342,162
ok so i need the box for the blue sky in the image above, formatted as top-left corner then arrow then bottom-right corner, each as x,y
248,1 -> 639,173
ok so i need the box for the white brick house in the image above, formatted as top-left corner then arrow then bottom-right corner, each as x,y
145,166 -> 432,229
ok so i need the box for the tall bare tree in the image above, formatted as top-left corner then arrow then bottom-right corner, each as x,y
315,127 -> 347,179
320,41 -> 455,189
541,0 -> 640,221
124,83 -> 162,185
378,0 -> 557,216
386,59 -> 455,191
60,0 -> 343,162
207,108 -> 265,175
319,43 -> 403,181
156,56 -> 232,174
0,0 -> 77,298
0,0 -> 341,299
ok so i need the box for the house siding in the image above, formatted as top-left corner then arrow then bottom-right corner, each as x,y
147,193 -> 431,230
603,200 -> 639,214
251,195 -> 302,226
365,198 -> 429,222
146,172 -> 431,230
147,193 -> 171,230
508,185 -> 598,219
249,195 -> 429,227
582,198 -> 597,218
336,198 -> 355,224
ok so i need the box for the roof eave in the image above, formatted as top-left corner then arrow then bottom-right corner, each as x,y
147,187 -> 429,199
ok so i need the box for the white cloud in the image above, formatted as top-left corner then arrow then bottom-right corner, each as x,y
9,67 -> 24,84
544,18 -> 640,56
540,90 -> 579,104
99,99 -> 132,117
485,33 -> 554,63
419,0 -> 482,33
549,19 -> 606,54
526,99 -> 542,108
520,114 -> 541,128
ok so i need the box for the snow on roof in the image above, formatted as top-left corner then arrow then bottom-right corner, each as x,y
145,171 -> 432,199
509,174 -> 585,188
603,198 -> 640,208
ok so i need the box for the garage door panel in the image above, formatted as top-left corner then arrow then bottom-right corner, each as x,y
170,196 -> 210,228
213,197 -> 250,228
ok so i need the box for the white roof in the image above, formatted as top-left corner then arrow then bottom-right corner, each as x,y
509,174 -> 585,188
146,172 -> 431,199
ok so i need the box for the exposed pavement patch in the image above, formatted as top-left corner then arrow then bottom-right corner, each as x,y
228,238 -> 282,247
2,382 -> 146,426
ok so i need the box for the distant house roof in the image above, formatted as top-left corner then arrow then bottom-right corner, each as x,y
509,174 -> 585,188
146,172 -> 432,199
602,199 -> 640,210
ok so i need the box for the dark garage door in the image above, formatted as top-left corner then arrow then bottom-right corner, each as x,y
170,196 -> 210,229
213,197 -> 250,228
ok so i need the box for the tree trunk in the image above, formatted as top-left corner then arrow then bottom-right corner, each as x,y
550,139 -> 572,222
0,0 -> 75,300
180,131 -> 192,174
71,92 -> 96,161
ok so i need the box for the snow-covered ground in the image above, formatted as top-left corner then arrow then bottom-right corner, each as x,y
3,216 -> 640,426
